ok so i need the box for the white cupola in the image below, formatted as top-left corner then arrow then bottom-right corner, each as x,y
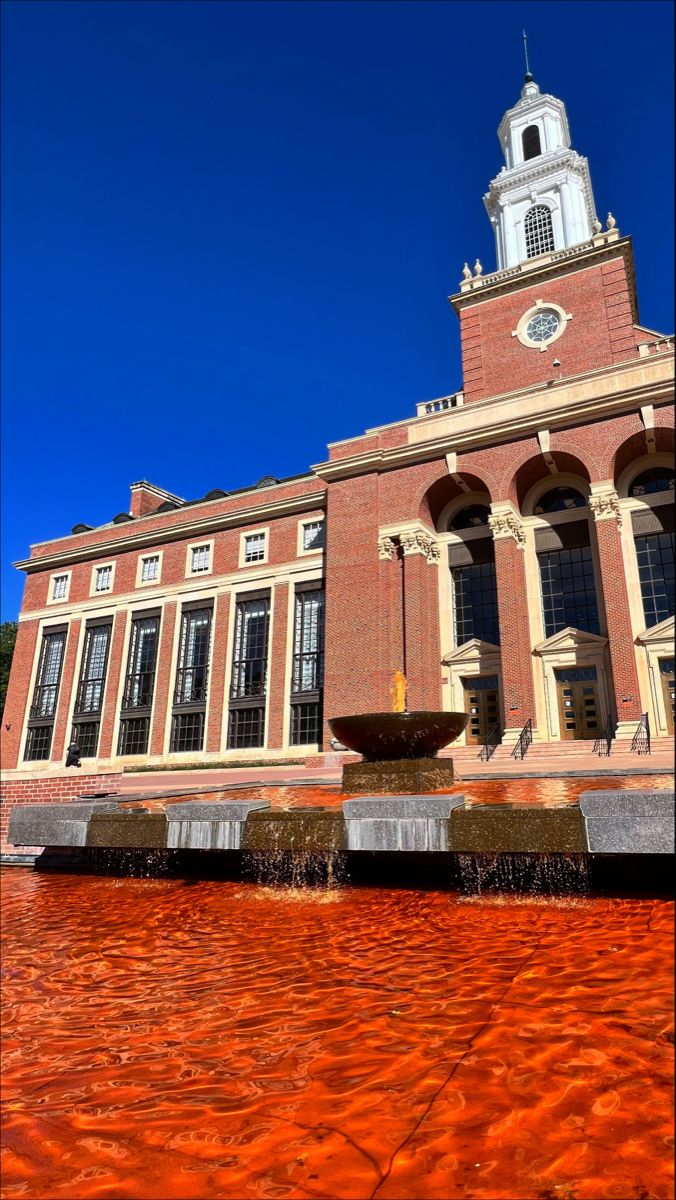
483,74 -> 598,269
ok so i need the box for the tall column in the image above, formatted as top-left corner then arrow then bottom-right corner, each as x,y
266,581 -> 290,750
150,601 -> 177,757
98,610 -> 128,759
51,618 -> 82,763
399,530 -> 442,712
206,590 -> 231,754
588,482 -> 644,737
0,618 -> 40,769
489,502 -> 537,740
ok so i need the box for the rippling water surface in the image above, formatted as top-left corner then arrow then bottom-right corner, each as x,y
1,870 -> 673,1200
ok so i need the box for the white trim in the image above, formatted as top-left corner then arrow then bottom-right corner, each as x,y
185,539 -> 214,578
89,561 -> 116,598
47,570 -> 72,605
297,517 -> 326,557
239,527 -> 269,568
136,551 -> 164,588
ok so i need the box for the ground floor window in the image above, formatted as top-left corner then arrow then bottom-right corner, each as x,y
290,701 -> 322,746
118,716 -> 151,756
539,546 -> 600,637
635,532 -> 674,627
170,711 -> 205,754
228,706 -> 265,750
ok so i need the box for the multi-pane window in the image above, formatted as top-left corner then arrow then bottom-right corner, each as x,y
629,468 -> 674,498
244,533 -> 266,563
140,555 -> 160,583
51,575 -> 69,601
118,613 -> 160,755
71,621 -> 112,759
635,532 -> 675,628
524,205 -> 555,258
24,627 -> 67,761
452,562 -> 500,647
170,605 -> 213,753
94,566 -> 112,592
290,585 -> 325,745
174,608 -> 212,705
74,623 -> 111,716
302,521 -> 325,551
539,546 -> 600,637
228,593 -> 270,749
190,544 -> 211,573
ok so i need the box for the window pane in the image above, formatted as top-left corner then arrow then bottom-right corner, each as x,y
524,205 -> 555,258
635,532 -> 675,628
52,575 -> 68,600
191,545 -> 210,572
174,609 -> 212,704
452,561 -> 499,647
292,589 -> 325,692
141,556 -> 159,582
244,534 -> 266,563
230,596 -> 270,699
302,522 -> 325,550
95,566 -> 112,592
538,546 -> 600,637
122,617 -> 159,709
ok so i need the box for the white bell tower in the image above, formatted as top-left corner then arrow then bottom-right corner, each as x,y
483,62 -> 599,270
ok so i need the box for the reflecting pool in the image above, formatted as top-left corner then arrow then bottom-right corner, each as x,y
1,869 -> 673,1200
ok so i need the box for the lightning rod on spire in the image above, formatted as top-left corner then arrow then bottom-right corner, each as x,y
522,29 -> 533,81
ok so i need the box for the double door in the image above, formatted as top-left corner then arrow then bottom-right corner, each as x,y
462,676 -> 501,746
555,667 -> 601,740
659,659 -> 675,735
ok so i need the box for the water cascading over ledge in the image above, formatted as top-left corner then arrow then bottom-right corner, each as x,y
5,790 -> 674,895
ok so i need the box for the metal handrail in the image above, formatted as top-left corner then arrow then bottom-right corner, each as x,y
478,721 -> 502,761
593,713 -> 615,757
631,712 -> 651,755
511,718 -> 533,761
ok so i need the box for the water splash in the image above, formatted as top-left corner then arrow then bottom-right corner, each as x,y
242,849 -> 347,889
456,852 -> 591,897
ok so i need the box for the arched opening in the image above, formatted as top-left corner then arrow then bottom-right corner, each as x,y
522,124 -> 542,160
629,467 -> 674,498
534,486 -> 587,514
441,494 -> 501,747
524,204 -> 555,258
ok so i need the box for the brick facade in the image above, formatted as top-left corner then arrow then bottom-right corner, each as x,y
2,233 -> 674,778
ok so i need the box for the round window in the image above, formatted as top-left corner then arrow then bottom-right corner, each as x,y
525,309 -> 561,343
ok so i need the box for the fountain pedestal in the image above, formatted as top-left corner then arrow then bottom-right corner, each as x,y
329,711 -> 466,795
342,757 -> 455,795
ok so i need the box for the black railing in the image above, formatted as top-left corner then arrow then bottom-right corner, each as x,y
74,677 -> 105,715
511,718 -> 533,760
174,666 -> 209,706
593,713 -> 615,757
230,661 -> 266,700
122,670 -> 156,711
291,651 -> 324,694
29,684 -> 59,720
478,721 -> 502,761
631,712 -> 651,755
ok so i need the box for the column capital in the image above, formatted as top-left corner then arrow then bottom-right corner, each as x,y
488,501 -> 526,550
588,481 -> 622,526
377,523 -> 440,564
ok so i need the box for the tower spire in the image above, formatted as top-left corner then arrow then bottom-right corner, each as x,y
522,29 -> 533,82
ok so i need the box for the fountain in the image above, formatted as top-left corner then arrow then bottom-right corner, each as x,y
329,670 -> 467,793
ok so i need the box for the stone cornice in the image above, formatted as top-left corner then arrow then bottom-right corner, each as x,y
312,354 -> 674,484
450,234 -> 636,316
15,490 -> 328,574
484,149 -> 590,209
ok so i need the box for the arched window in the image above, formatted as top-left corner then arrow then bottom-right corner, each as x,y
534,487 -> 587,515
522,124 -> 541,161
629,467 -> 675,498
448,504 -> 491,531
524,205 -> 555,258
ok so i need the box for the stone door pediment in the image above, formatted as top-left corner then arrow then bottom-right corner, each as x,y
635,614 -> 674,647
441,638 -> 501,667
534,626 -> 608,656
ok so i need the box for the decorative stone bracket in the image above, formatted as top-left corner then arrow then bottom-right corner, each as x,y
588,483 -> 622,526
488,505 -> 526,549
377,525 -> 440,564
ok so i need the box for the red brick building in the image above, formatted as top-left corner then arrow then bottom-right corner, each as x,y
2,73 -> 674,778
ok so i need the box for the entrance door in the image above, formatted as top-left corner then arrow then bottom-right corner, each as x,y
555,667 -> 601,740
659,659 -> 675,735
462,676 -> 501,746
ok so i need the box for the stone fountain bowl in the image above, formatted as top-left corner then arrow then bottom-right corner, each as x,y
328,712 -> 468,762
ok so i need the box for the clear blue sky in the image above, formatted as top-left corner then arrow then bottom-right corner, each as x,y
2,0 -> 673,620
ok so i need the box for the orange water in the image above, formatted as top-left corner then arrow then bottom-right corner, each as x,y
119,774 -> 674,812
1,870 -> 673,1200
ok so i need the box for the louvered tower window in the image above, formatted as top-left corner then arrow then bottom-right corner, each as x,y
524,205 -> 555,258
